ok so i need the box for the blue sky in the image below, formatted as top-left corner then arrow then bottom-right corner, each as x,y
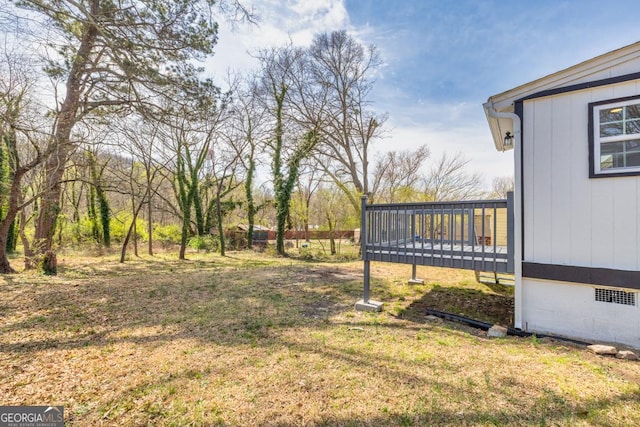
211,0 -> 640,186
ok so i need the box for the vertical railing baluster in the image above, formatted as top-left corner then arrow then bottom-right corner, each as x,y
449,204 -> 454,266
395,206 -> 400,263
460,207 -> 465,267
471,205 -> 476,270
493,202 -> 498,272
480,203 -> 487,271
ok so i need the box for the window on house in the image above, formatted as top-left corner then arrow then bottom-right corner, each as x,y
590,97 -> 640,177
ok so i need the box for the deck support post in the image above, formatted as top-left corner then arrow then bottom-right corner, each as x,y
408,263 -> 424,285
356,194 -> 383,312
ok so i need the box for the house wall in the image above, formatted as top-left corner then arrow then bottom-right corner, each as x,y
523,79 -> 640,270
521,70 -> 640,348
522,278 -> 640,347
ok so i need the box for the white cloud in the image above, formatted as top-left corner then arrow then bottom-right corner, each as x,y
205,0 -> 349,78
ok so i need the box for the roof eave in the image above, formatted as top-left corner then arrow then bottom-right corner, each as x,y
484,41 -> 640,152
483,101 -> 514,152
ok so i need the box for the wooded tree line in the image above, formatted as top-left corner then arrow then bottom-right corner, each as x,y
0,0 -> 512,274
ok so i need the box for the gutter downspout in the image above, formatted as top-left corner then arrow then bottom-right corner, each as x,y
484,103 -> 524,330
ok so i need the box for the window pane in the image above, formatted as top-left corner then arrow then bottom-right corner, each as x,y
625,139 -> 640,151
626,104 -> 640,119
601,153 -> 626,169
626,140 -> 640,167
626,151 -> 640,167
601,141 -> 624,155
600,122 -> 623,137
601,154 -> 614,169
601,141 -> 624,169
626,119 -> 640,135
600,108 -> 623,122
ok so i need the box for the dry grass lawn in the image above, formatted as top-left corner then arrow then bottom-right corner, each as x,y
1,250 -> 639,426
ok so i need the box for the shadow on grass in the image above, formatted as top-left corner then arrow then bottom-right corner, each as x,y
397,283 -> 514,326
0,261 -> 364,353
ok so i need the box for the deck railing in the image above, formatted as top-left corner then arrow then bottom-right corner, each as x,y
361,193 -> 514,274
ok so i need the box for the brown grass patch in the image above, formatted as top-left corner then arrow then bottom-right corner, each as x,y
1,251 -> 639,426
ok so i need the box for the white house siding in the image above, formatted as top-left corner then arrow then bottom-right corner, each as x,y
522,278 -> 640,348
522,80 -> 640,271
521,73 -> 640,347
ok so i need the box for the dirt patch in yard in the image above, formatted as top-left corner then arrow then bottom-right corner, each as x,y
400,284 -> 514,326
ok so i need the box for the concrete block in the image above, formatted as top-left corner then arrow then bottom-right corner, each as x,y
587,344 -> 618,356
616,350 -> 639,361
355,300 -> 383,312
488,325 -> 508,338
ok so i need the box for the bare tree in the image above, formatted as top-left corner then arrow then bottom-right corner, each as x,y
203,138 -> 243,256
115,116 -> 174,257
293,162 -> 322,242
256,45 -> 319,256
488,176 -> 514,199
422,152 -> 485,201
313,184 -> 354,255
371,145 -> 430,203
0,50 -> 52,273
227,78 -> 269,247
307,30 -> 386,212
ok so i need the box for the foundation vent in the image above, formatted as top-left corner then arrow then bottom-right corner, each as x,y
595,288 -> 636,306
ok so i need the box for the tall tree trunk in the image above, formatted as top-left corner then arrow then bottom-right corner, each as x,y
179,198 -> 191,260
245,145 -> 256,248
6,219 -> 17,253
18,195 -> 34,270
272,84 -> 287,256
131,194 -> 138,257
176,147 -> 193,260
33,4 -> 99,259
304,197 -> 310,243
326,214 -> 336,255
87,183 -> 98,242
87,151 -> 110,247
0,169 -> 26,273
193,184 -> 205,236
120,195 -> 147,263
216,197 -> 225,256
70,180 -> 84,242
0,135 -> 18,257
146,176 -> 153,256
96,178 -> 110,248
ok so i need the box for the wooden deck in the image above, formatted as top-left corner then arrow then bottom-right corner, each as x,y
361,194 -> 514,274
358,193 -> 515,308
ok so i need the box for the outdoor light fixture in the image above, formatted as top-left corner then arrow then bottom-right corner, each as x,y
503,131 -> 514,149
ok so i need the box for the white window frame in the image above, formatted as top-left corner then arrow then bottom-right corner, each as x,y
591,97 -> 640,176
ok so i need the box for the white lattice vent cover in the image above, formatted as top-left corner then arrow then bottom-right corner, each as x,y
595,288 -> 636,306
